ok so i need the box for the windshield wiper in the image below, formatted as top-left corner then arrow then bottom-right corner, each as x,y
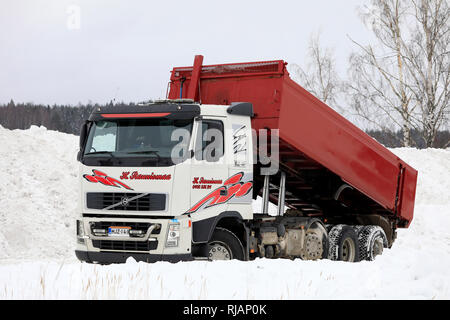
84,151 -> 121,164
127,150 -> 160,155
85,151 -> 115,156
127,150 -> 161,160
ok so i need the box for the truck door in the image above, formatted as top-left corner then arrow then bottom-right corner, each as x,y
226,115 -> 254,218
187,116 -> 229,217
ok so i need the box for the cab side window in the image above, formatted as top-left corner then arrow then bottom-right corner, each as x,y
195,119 -> 224,162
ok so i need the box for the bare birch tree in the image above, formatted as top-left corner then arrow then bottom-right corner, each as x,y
347,0 -> 450,148
402,0 -> 450,147
346,0 -> 414,147
290,32 -> 341,109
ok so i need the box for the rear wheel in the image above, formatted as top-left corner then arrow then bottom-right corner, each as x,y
357,225 -> 388,261
328,225 -> 360,262
206,227 -> 245,261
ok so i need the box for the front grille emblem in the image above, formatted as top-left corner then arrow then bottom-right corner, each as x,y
121,196 -> 130,207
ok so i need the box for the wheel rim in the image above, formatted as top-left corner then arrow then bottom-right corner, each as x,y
208,241 -> 232,261
372,237 -> 384,257
342,238 -> 356,262
304,232 -> 323,260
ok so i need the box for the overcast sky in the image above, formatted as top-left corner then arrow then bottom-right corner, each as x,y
0,0 -> 377,105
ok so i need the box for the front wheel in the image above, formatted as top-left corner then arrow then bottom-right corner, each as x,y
206,227 -> 245,261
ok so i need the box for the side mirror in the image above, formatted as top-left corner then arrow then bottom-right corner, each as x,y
78,121 -> 89,162
79,122 -> 88,149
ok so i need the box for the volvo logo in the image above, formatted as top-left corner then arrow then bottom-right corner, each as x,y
121,196 -> 130,207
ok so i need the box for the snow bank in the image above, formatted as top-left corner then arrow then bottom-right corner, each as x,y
0,126 -> 449,299
0,126 -> 79,261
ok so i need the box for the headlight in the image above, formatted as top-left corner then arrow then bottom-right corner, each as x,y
76,220 -> 85,237
76,220 -> 87,244
166,222 -> 180,247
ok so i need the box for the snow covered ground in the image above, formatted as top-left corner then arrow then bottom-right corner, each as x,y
0,125 -> 449,299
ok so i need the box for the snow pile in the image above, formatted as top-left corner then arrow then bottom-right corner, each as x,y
0,126 -> 79,261
0,126 -> 449,299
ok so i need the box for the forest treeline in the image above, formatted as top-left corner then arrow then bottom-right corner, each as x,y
0,100 -> 449,149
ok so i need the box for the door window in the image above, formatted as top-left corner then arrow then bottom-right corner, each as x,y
194,119 -> 224,162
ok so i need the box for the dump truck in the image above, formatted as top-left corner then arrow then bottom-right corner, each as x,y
75,55 -> 418,264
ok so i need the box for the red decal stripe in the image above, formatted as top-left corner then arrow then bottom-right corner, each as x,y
187,172 -> 252,214
101,113 -> 171,118
83,170 -> 134,190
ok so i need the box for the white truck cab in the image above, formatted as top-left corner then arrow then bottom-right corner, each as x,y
75,100 -> 255,263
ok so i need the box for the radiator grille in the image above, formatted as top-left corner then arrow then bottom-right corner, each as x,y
87,193 -> 166,211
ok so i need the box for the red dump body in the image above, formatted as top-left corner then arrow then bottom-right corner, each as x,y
168,56 -> 417,227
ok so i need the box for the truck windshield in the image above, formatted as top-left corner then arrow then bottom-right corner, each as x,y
83,118 -> 193,167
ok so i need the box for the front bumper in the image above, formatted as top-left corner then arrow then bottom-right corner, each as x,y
76,215 -> 192,263
75,250 -> 193,264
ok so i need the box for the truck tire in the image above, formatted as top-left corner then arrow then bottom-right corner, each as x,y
206,227 -> 245,261
328,225 -> 360,262
357,225 -> 388,261
307,221 -> 329,260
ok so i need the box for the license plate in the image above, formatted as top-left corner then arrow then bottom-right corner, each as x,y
108,226 -> 131,237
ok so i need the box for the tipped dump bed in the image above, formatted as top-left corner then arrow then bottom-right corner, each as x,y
168,57 -> 418,228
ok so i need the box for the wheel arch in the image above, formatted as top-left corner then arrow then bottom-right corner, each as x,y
192,211 -> 246,244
